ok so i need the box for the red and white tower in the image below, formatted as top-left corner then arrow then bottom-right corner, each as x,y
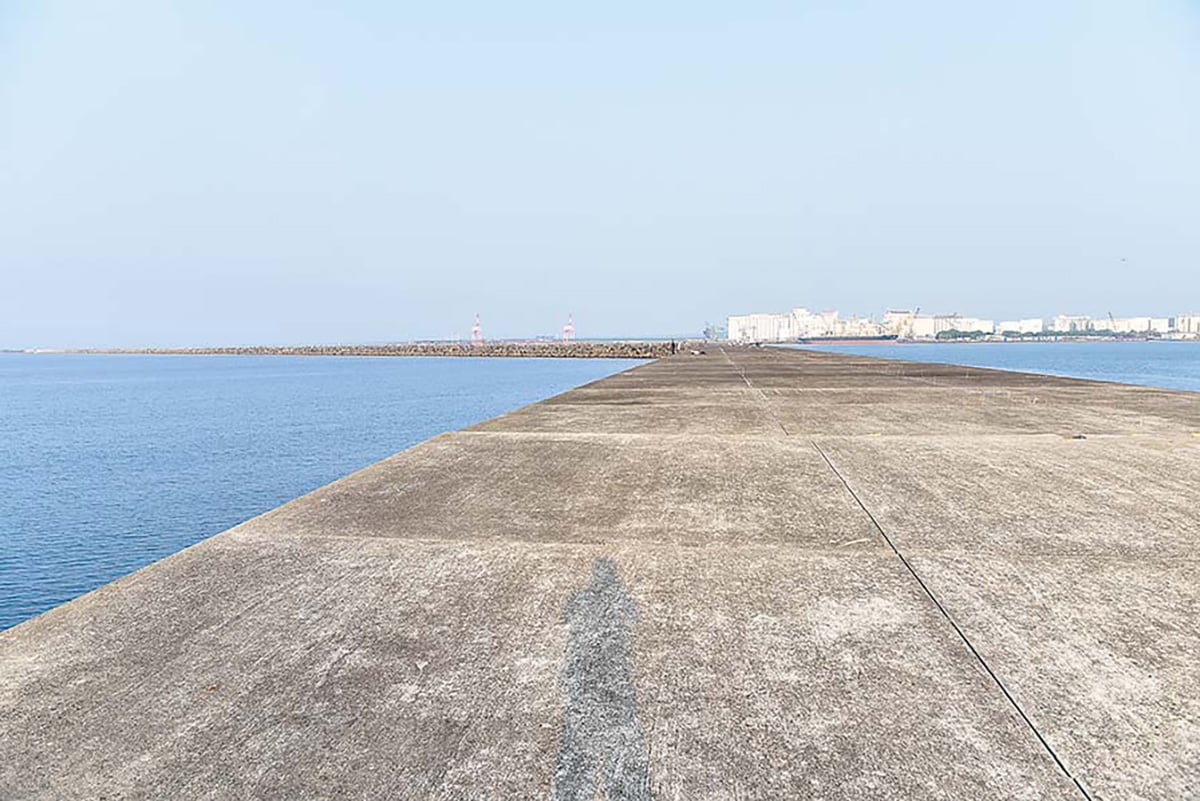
470,313 -> 484,347
562,314 -> 576,343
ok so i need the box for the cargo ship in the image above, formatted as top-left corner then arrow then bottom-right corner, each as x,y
795,334 -> 899,344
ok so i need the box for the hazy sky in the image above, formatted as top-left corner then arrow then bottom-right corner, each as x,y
2,1 -> 1198,346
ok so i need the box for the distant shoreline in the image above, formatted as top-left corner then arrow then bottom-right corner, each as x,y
11,338 -> 1197,357
790,336 -> 1198,345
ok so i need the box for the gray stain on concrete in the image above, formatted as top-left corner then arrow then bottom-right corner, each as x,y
553,557 -> 651,801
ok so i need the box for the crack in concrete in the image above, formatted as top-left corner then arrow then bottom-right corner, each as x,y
722,347 -> 1093,799
810,440 -> 1095,801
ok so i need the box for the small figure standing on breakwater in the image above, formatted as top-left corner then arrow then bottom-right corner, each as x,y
553,557 -> 651,800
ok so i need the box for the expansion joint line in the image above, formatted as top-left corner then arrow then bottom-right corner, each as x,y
810,440 -> 1094,801
720,348 -> 790,436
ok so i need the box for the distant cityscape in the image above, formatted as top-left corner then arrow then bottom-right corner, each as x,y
726,307 -> 1200,343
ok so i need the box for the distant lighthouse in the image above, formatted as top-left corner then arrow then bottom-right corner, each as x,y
562,314 -> 576,343
470,313 -> 484,347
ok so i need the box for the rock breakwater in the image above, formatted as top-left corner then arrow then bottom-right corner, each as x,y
84,341 -> 692,359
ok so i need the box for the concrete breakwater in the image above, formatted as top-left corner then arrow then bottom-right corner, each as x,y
79,340 -> 692,359
2,347 -> 1198,799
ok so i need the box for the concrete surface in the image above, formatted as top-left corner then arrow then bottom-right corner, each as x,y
2,346 -> 1197,799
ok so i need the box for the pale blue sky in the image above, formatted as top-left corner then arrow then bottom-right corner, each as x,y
2,1 -> 1198,346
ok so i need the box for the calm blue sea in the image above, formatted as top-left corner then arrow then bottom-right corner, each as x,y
804,341 -> 1200,392
0,354 -> 641,631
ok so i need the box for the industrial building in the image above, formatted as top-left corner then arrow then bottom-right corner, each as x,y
1052,315 -> 1094,333
998,319 -> 1044,335
1107,317 -> 1171,334
727,308 -> 845,342
1175,315 -> 1200,335
906,315 -> 995,338
729,306 -> 1198,341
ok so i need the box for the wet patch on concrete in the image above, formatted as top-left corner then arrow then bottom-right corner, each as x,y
554,557 -> 650,800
